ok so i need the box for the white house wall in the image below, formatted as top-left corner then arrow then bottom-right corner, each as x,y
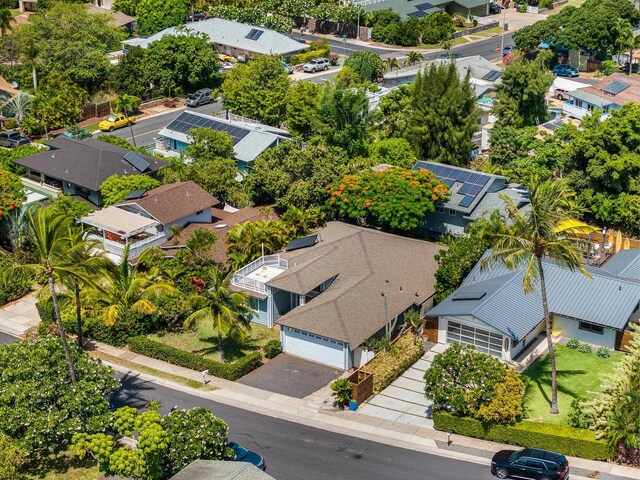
352,347 -> 375,369
554,315 -> 616,349
508,320 -> 544,360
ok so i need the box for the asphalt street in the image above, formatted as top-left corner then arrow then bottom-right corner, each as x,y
110,372 -> 495,480
0,333 -> 493,480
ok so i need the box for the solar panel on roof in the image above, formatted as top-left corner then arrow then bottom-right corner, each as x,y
407,10 -> 427,17
482,70 -> 502,82
124,151 -> 150,172
452,292 -> 486,301
415,2 -> 435,9
124,189 -> 147,200
413,161 -> 429,170
459,195 -> 474,208
428,164 -> 443,175
602,80 -> 630,95
287,233 -> 318,252
467,184 -> 483,196
476,175 -> 489,187
456,171 -> 471,183
443,178 -> 455,187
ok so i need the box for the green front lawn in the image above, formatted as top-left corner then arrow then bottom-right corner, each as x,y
149,320 -> 279,363
521,344 -> 623,424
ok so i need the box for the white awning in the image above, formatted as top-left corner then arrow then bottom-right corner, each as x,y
80,206 -> 159,237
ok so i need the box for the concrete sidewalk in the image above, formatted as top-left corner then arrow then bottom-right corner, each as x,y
0,294 -> 40,337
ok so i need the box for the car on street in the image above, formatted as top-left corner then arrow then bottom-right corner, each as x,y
491,448 -> 569,480
0,130 -> 30,148
186,88 -> 214,107
99,113 -> 135,132
619,62 -> 640,73
303,57 -> 330,73
281,60 -> 294,74
489,2 -> 501,14
502,45 -> 516,57
229,442 -> 266,471
553,64 -> 580,77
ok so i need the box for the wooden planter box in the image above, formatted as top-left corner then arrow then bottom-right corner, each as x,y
348,369 -> 373,405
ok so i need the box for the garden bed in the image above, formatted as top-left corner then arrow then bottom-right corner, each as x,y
521,343 -> 623,424
149,319 -> 279,363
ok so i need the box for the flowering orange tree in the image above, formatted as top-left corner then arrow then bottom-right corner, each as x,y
326,167 -> 448,231
0,167 -> 25,221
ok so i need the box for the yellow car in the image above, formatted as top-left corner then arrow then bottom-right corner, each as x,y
99,113 -> 136,132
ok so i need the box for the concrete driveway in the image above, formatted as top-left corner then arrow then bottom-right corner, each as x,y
238,354 -> 342,399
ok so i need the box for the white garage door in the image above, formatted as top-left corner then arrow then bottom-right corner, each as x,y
447,320 -> 503,357
283,327 -> 347,369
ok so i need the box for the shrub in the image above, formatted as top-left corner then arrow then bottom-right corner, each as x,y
290,47 -> 331,66
566,337 -> 580,349
452,14 -> 466,28
264,339 -> 281,359
578,343 -> 592,354
476,368 -> 524,424
128,336 -> 262,380
366,332 -> 424,394
472,18 -> 478,27
0,434 -> 26,480
596,346 -> 610,358
599,60 -> 617,76
539,0 -> 553,8
567,398 -> 587,428
343,50 -> 384,82
433,411 -> 612,460
35,299 -> 56,324
330,378 -> 353,409
0,257 -> 31,306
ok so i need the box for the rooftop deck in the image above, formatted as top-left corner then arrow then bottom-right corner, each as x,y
231,255 -> 288,294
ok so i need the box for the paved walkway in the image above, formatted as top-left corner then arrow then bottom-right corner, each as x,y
357,344 -> 444,428
0,293 -> 40,336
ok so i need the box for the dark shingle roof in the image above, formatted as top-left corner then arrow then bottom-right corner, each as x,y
14,137 -> 166,191
118,181 -> 219,225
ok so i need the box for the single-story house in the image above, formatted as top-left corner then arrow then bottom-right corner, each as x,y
154,111 -> 291,175
231,222 -> 442,370
170,460 -> 275,480
80,181 -> 218,259
14,137 -> 166,207
357,0 -> 490,20
383,56 -> 502,97
563,73 -> 640,121
122,17 -> 306,60
412,161 -> 530,237
427,250 -> 640,361
87,4 -> 137,31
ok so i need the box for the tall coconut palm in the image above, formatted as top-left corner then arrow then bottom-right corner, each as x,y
21,41 -> 40,90
482,176 -> 594,415
87,245 -> 177,326
404,51 -> 423,67
226,220 -> 288,270
0,8 -> 15,37
4,93 -> 32,125
383,57 -> 401,73
184,267 -> 253,362
2,209 -> 96,384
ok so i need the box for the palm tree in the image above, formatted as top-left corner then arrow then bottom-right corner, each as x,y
0,8 -> 15,37
5,93 -> 32,125
226,220 -> 288,269
169,224 -> 183,244
280,206 -> 325,238
184,267 -> 253,362
87,245 -> 177,326
404,51 -> 423,67
21,41 -> 40,90
383,57 -> 401,73
606,384 -> 640,464
482,176 -> 594,415
2,209 -> 94,384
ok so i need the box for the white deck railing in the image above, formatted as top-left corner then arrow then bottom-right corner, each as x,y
232,255 -> 288,294
87,232 -> 167,258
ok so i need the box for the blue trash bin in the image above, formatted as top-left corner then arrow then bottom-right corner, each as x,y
349,400 -> 358,411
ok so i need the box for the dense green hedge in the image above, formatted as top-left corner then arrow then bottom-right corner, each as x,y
433,411 -> 612,461
128,336 -> 262,381
290,47 -> 330,66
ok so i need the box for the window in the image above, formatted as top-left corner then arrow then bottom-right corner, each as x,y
447,321 -> 503,357
447,209 -> 457,216
435,206 -> 445,213
579,321 -> 604,335
196,209 -> 204,215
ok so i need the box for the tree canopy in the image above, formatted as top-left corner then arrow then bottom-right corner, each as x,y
409,62 -> 477,166
327,167 -> 448,231
222,55 -> 290,126
317,84 -> 369,156
100,174 -> 161,206
136,0 -> 188,36
284,80 -> 321,139
0,167 -> 26,221
0,336 -> 119,457
343,50 -> 384,82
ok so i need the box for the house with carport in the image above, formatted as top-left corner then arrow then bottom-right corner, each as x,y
231,222 -> 443,370
426,250 -> 640,361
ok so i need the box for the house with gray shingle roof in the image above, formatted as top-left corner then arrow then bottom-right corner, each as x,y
412,161 -> 530,237
357,0 -> 490,20
427,250 -> 640,361
122,17 -> 306,60
230,222 -> 443,370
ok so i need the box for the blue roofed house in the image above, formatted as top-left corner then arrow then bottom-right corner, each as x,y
154,111 -> 291,175
412,161 -> 530,237
427,250 -> 640,362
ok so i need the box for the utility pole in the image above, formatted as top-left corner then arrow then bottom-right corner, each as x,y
500,7 -> 506,62
382,291 -> 389,339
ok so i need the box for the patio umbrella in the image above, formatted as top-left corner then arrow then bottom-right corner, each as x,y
623,237 -> 630,250
615,230 -> 622,253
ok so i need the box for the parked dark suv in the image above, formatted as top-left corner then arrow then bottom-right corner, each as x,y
491,448 -> 569,480
0,130 -> 30,148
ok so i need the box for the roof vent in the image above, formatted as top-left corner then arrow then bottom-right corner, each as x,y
452,292 -> 486,301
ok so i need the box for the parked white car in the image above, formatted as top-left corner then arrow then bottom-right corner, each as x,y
303,58 -> 330,73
